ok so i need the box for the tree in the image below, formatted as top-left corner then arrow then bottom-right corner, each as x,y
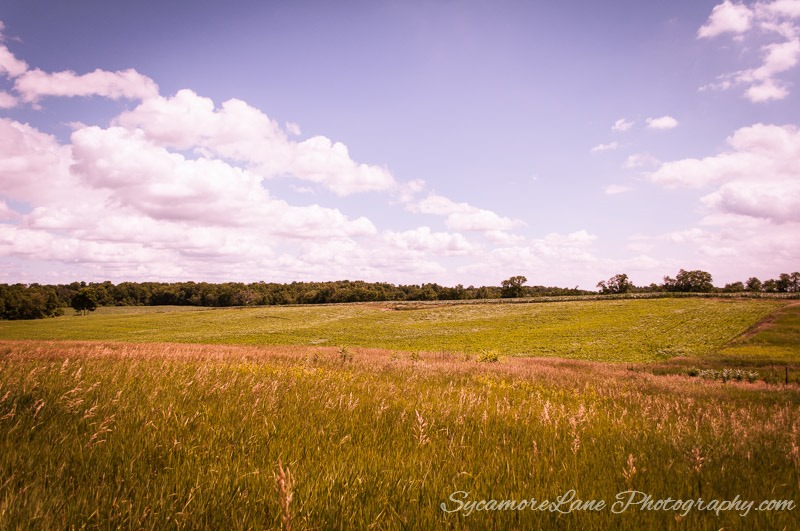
723,281 -> 744,293
791,272 -> 800,293
777,273 -> 792,293
762,279 -> 778,293
72,288 -> 98,315
662,269 -> 714,293
597,273 -> 632,294
745,277 -> 762,292
501,276 -> 527,298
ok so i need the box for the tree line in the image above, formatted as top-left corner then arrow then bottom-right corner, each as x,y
596,269 -> 800,294
0,279 -> 590,320
1,269 -> 797,320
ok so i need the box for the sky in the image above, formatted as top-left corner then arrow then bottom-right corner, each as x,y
0,0 -> 799,289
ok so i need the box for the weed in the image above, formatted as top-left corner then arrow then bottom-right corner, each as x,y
477,350 -> 500,363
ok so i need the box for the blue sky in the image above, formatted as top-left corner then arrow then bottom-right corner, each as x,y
1,0 -> 799,288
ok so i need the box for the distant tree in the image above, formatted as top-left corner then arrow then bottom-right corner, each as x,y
745,277 -> 762,292
762,279 -> 778,293
723,281 -> 745,293
501,276 -> 527,298
791,272 -> 800,293
662,269 -> 714,293
597,273 -> 632,294
776,273 -> 791,293
72,288 -> 98,315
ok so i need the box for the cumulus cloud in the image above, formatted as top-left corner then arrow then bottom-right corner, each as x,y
0,118 -> 79,205
590,141 -> 619,153
383,226 -> 474,255
116,89 -> 396,195
0,23 -> 28,79
697,0 -> 754,38
612,118 -> 634,132
650,123 -> 800,224
0,113 -> 385,283
412,194 -> 524,232
699,0 -> 800,102
0,91 -> 16,108
15,68 -> 159,103
0,45 -> 27,78
69,125 -> 377,237
646,116 -> 679,130
623,153 -> 661,169
702,180 -> 800,223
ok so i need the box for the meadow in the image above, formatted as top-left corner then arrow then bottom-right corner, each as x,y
0,297 -> 789,363
0,297 -> 799,529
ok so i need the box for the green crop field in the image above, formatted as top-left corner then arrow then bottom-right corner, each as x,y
1,298 -> 798,529
0,297 -> 791,363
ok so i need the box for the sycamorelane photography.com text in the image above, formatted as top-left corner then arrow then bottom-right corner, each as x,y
440,490 -> 796,518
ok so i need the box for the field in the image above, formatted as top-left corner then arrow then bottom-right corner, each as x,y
1,298 -> 799,529
0,297 -> 790,363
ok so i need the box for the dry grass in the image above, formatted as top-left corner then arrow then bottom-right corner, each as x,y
0,340 -> 798,529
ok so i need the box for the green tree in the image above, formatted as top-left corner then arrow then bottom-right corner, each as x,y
723,281 -> 744,293
662,269 -> 714,293
762,279 -> 778,293
790,272 -> 800,292
597,273 -> 632,294
72,288 -> 98,315
745,277 -> 762,292
776,273 -> 791,293
501,276 -> 527,298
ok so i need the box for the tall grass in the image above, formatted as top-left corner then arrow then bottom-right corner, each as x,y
0,341 -> 797,529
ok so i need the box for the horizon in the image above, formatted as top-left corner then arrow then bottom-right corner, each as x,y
1,1 -> 799,289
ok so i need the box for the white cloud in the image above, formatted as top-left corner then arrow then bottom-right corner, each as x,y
383,226 -> 475,255
702,180 -> 800,222
0,118 -> 80,205
650,123 -> 800,224
699,1 -> 800,101
698,1 -> 754,38
0,200 -> 19,221
623,153 -> 661,169
0,90 -> 17,108
69,125 -> 376,238
646,116 -> 679,130
15,68 -> 159,103
116,89 -> 396,195
590,141 -> 619,153
604,184 -> 633,195
0,112 -> 388,283
412,193 -> 524,232
744,77 -> 790,101
612,118 -> 634,132
285,122 -> 302,136
290,135 -> 396,196
0,45 -> 27,78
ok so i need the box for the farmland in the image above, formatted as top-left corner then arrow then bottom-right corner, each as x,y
0,297 -> 799,529
0,297 -> 789,363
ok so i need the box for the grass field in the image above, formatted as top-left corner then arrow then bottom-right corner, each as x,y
0,298 -> 798,529
0,298 -> 790,363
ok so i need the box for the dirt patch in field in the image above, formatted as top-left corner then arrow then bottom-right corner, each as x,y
727,301 -> 800,343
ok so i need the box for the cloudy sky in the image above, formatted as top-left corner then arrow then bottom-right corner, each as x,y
1,0 -> 799,288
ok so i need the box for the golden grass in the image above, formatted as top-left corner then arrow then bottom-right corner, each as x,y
0,340 -> 798,529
